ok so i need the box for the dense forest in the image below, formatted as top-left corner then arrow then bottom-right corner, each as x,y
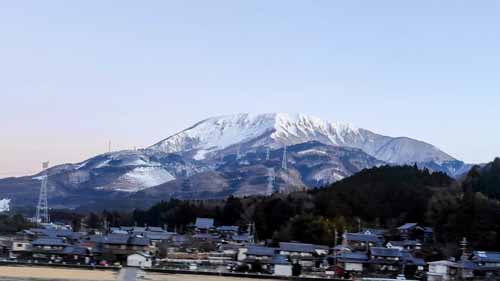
4,160 -> 500,257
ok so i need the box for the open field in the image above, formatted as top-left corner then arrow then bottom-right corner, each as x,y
0,266 -> 117,281
0,266 -> 280,281
147,273 -> 278,281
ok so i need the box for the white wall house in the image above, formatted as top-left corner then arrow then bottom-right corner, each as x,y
271,255 -> 292,277
127,252 -> 152,268
427,260 -> 458,281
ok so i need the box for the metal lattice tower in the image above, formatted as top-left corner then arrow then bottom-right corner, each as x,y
236,144 -> 241,160
281,145 -> 288,171
267,167 -> 275,195
36,161 -> 50,224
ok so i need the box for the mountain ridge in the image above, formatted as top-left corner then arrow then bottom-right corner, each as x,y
0,113 -> 472,209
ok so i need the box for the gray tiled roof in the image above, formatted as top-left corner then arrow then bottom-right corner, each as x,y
129,236 -> 150,246
337,252 -> 369,262
397,223 -> 418,230
345,233 -> 382,243
279,242 -> 315,253
232,234 -> 252,242
147,227 -> 164,232
473,251 -> 500,263
247,245 -> 276,256
103,234 -> 129,245
217,225 -> 239,232
370,247 -> 402,257
195,218 -> 214,229
362,228 -> 387,236
62,246 -> 88,255
32,238 -> 68,247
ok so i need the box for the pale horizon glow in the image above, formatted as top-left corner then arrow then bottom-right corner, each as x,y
1,1 -> 500,177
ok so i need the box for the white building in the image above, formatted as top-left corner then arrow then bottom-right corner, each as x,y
271,255 -> 292,277
427,260 -> 458,281
127,252 -> 152,268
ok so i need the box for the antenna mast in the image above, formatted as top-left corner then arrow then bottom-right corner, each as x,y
36,161 -> 50,224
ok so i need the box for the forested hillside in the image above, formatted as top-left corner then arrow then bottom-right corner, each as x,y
55,161 -> 500,256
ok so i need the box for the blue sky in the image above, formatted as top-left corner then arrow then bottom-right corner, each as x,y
1,1 -> 499,176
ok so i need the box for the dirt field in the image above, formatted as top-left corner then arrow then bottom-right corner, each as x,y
0,266 -> 117,281
147,272 -> 278,281
0,266 -> 280,281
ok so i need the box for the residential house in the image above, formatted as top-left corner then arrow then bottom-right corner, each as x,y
337,252 -> 369,273
31,238 -> 68,253
386,240 -> 422,252
368,247 -> 402,272
361,228 -> 388,239
397,223 -> 425,240
427,260 -> 458,281
217,225 -> 239,236
60,246 -> 91,264
471,251 -> 500,268
127,252 -> 152,268
98,234 -> 152,261
343,233 -> 382,250
242,245 -> 276,262
271,255 -> 292,276
278,242 -> 325,268
194,218 -> 215,233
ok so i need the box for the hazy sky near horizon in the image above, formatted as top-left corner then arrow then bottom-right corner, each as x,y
1,1 -> 500,177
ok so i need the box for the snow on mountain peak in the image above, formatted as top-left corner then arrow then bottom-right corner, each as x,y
149,113 -> 358,156
148,112 -> 456,165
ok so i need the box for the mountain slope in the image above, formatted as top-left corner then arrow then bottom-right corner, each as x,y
133,141 -> 384,201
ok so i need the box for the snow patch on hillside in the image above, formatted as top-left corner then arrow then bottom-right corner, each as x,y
115,167 -> 175,192
0,198 -> 10,212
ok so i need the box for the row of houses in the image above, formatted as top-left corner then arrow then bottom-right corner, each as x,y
1,219 -> 500,279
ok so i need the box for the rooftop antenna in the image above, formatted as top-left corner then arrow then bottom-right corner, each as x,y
36,161 -> 50,224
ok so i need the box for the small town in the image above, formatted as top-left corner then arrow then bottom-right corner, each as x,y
2,1 -> 500,281
1,216 -> 499,281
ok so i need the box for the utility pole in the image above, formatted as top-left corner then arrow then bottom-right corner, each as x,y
460,237 -> 468,259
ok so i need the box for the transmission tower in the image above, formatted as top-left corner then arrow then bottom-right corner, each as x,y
281,145 -> 288,171
236,144 -> 241,160
36,161 -> 50,224
267,168 -> 275,195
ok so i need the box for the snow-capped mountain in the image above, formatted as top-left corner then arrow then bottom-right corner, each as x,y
0,113 -> 470,210
150,113 -> 455,165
